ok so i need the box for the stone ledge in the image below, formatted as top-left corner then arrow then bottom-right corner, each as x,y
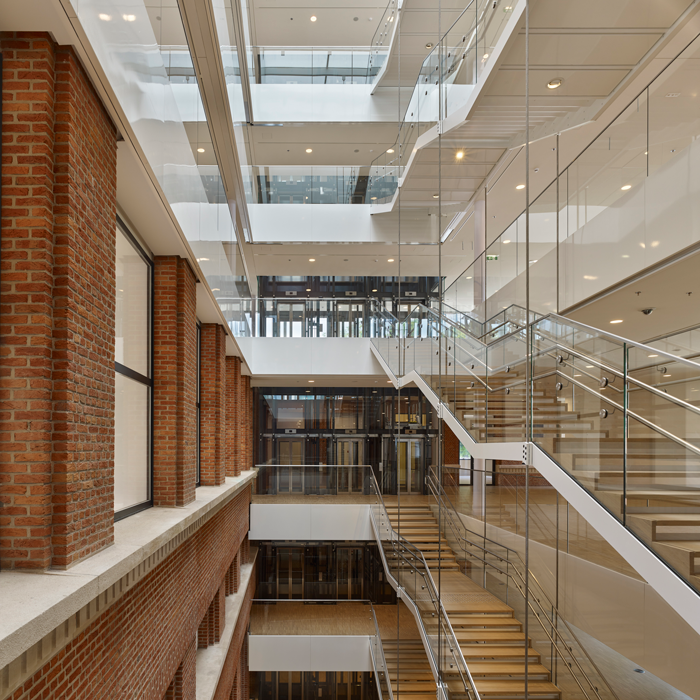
196,549 -> 257,700
0,471 -> 256,695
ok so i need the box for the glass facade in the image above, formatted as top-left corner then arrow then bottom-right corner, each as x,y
114,222 -> 152,516
255,388 -> 437,495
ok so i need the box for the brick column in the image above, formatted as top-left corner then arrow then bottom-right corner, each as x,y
225,356 -> 241,476
153,257 -> 197,507
164,634 -> 197,700
0,33 -> 117,570
242,374 -> 253,472
200,324 -> 226,486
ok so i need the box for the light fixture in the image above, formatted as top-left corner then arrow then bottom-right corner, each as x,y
466,276 -> 472,280
586,365 -> 594,369
371,196 -> 377,200
425,43 -> 433,49
306,148 -> 313,153
309,258 -> 316,262
621,185 -> 632,190
622,254 -> 630,258
516,184 -> 525,190
664,374 -> 672,377
483,53 -> 489,60
387,380 -> 392,383
651,241 -> 660,247
529,259 -> 538,264
197,147 -> 205,153
310,15 -> 317,21
610,319 -> 623,324
99,13 -> 111,20
456,151 -> 464,159
197,257 -> 209,262
211,287 -> 220,291
308,380 -> 315,383
372,289 -> 378,292
433,193 -> 439,198
547,78 -> 563,89
648,354 -> 658,358
503,240 -> 511,244
306,288 -> 311,292
388,258 -> 395,262
583,275 -> 597,280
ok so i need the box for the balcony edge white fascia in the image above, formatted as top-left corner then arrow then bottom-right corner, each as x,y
0,471 -> 257,675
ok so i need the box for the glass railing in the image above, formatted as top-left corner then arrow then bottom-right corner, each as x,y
250,46 -> 386,85
254,465 -> 374,498
368,0 -> 514,205
372,302 -> 700,595
445,31 -> 700,320
367,472 -> 480,700
646,324 -> 700,362
425,468 -> 619,700
250,599 -> 394,700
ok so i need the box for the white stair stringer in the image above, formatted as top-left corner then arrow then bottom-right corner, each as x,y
369,342 -> 700,637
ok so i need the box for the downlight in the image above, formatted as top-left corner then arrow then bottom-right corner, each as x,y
547,78 -> 563,89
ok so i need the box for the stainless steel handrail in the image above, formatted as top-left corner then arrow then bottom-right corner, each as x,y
368,473 -> 481,700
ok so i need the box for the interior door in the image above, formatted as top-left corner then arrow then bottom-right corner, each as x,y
278,302 -> 305,337
336,439 -> 364,493
278,547 -> 304,599
337,546 -> 363,599
336,302 -> 364,337
397,438 -> 423,493
277,438 -> 304,493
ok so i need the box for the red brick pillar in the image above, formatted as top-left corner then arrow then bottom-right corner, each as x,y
243,374 -> 253,472
153,257 -> 197,507
200,324 -> 226,486
0,33 -> 117,570
164,635 -> 197,700
225,356 -> 241,476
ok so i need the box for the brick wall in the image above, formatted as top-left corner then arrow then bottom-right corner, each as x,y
200,324 -> 226,486
153,256 -> 197,507
225,356 -> 241,477
8,485 -> 253,700
444,422 -> 460,465
0,32 -> 117,569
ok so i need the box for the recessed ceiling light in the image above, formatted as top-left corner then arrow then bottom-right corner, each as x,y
664,374 -> 672,377
610,319 -> 623,324
621,185 -> 632,190
387,380 -> 392,383
388,258 -> 395,262
310,15 -> 317,21
309,258 -> 315,262
433,193 -> 439,198
466,276 -> 472,280
306,148 -> 313,153
306,288 -> 311,292
372,289 -> 378,292
425,43 -> 433,49
123,14 -> 136,21
99,13 -> 111,20
371,197 -> 377,200
516,184 -> 525,190
583,275 -> 597,280
308,380 -> 315,383
622,254 -> 630,258
547,78 -> 563,89
197,148 -> 205,153
483,53 -> 489,60
211,287 -> 220,291
456,151 -> 464,159
197,257 -> 210,262
387,148 -> 395,153
648,354 -> 658,358
586,365 -> 594,368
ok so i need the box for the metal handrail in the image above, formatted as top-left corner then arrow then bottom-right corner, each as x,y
368,473 -> 481,700
425,470 -> 620,700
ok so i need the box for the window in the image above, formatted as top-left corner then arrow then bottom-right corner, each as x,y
114,220 -> 153,518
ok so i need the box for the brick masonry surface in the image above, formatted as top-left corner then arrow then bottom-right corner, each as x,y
8,485 -> 252,700
0,32 -> 117,569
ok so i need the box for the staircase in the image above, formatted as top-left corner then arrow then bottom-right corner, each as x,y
383,639 -> 437,700
379,505 -> 562,700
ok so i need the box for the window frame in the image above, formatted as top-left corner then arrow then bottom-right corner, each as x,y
114,216 -> 154,521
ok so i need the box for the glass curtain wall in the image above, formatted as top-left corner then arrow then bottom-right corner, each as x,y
114,222 -> 153,517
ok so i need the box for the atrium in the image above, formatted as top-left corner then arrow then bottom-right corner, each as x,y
2,0 -> 700,699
